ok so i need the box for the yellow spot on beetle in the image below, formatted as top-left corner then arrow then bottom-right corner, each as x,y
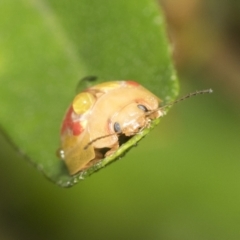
73,92 -> 95,114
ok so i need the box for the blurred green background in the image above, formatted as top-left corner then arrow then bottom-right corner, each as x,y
1,0 -> 240,239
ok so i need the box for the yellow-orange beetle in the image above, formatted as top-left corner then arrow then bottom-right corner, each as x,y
59,81 -> 163,175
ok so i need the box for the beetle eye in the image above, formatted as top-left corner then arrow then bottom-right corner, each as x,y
114,122 -> 121,133
137,104 -> 148,112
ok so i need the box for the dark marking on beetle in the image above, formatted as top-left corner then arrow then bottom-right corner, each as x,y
113,122 -> 121,133
137,104 -> 148,112
118,134 -> 131,146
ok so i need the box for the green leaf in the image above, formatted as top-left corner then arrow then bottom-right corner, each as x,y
0,0 -> 178,187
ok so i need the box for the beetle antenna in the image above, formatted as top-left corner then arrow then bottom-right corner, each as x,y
161,89 -> 213,109
84,132 -> 120,150
146,89 -> 213,116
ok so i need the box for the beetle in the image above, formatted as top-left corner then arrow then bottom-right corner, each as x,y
58,81 -> 164,175
58,80 -> 212,175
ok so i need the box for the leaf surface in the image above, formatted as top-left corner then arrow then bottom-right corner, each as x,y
0,0 -> 178,187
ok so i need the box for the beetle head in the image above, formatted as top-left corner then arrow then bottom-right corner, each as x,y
111,102 -> 162,136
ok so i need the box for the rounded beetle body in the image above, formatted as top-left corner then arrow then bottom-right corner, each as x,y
59,81 -> 163,175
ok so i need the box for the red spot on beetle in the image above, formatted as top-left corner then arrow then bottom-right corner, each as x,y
71,121 -> 83,136
126,81 -> 140,87
61,106 -> 73,134
61,106 -> 84,136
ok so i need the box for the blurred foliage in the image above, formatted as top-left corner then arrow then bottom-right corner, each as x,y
1,0 -> 240,240
161,0 -> 240,104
